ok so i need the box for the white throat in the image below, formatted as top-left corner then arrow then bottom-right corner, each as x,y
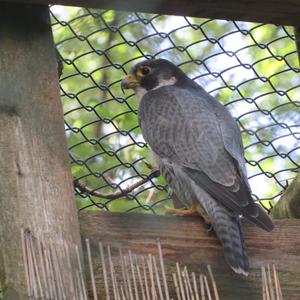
135,76 -> 177,100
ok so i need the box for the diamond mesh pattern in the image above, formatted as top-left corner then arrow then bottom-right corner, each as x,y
50,6 -> 300,213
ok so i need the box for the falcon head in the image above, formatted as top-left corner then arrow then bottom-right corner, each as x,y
121,58 -> 196,98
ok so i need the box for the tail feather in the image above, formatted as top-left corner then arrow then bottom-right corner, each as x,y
247,203 -> 274,232
210,202 -> 249,275
159,161 -> 251,275
191,181 -> 249,275
185,167 -> 274,233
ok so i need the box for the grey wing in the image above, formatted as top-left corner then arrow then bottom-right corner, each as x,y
156,156 -> 250,275
141,86 -> 240,186
139,86 -> 273,231
214,98 -> 249,186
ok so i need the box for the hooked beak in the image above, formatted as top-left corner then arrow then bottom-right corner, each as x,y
121,73 -> 140,90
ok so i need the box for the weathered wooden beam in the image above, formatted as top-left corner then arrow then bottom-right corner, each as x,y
5,0 -> 300,26
80,211 -> 300,300
271,172 -> 300,219
0,3 -> 82,299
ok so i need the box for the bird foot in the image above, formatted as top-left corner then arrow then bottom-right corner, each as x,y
165,205 -> 212,229
165,207 -> 199,217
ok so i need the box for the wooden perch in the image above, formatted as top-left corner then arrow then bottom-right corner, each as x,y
79,211 -> 300,300
271,172 -> 300,219
0,3 -> 82,299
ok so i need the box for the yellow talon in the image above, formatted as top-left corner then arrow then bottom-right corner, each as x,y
165,203 -> 212,226
165,206 -> 199,217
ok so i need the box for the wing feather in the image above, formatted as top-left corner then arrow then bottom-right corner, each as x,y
139,85 -> 273,231
140,86 -> 239,187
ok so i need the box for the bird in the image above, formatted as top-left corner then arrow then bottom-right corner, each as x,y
121,58 -> 274,275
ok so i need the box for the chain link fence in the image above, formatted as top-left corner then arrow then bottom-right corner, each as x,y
50,6 -> 300,214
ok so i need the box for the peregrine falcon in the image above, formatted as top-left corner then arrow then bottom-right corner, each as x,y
121,58 -> 274,275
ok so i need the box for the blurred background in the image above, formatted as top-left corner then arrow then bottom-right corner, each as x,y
50,6 -> 300,214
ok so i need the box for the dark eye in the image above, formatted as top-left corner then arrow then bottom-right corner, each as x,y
140,66 -> 151,75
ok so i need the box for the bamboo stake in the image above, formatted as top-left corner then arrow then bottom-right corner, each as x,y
99,242 -> 111,300
129,250 -> 139,300
157,240 -> 170,300
119,249 -> 129,300
142,256 -> 151,300
207,265 -> 219,300
152,255 -> 164,300
135,255 -> 146,300
86,239 -> 98,300
172,272 -> 181,300
203,275 -> 212,300
176,263 -> 186,300
199,274 -> 205,300
21,228 -> 32,299
75,245 -> 88,300
192,272 -> 200,300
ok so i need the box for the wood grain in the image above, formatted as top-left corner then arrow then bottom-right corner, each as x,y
6,0 -> 300,26
0,3 -> 82,299
80,211 -> 300,299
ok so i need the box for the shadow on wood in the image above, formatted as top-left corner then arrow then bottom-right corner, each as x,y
79,211 -> 300,300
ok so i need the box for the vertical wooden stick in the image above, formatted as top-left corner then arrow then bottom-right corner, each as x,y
37,239 -> 50,299
176,263 -> 186,300
129,250 -> 139,299
108,245 -> 120,300
157,240 -> 170,300
64,241 -> 76,299
272,264 -> 282,300
147,254 -> 157,300
182,269 -> 191,300
50,243 -> 66,300
119,249 -> 129,300
86,239 -> 98,300
124,255 -> 134,300
135,255 -> 146,300
267,264 -> 275,300
99,242 -> 111,300
183,266 -> 194,300
76,245 -> 88,300
262,266 -> 270,300
192,272 -> 200,300
26,232 -> 38,299
203,275 -> 212,300
21,228 -> 32,299
152,255 -> 164,300
207,265 -> 219,300
142,256 -> 151,300
199,274 -> 205,300
172,273 -> 181,300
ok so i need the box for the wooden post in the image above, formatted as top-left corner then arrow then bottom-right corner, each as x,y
80,211 -> 300,300
6,0 -> 300,26
271,172 -> 300,219
0,3 -> 82,299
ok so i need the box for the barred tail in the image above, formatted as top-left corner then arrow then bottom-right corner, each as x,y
159,161 -> 250,275
191,182 -> 249,275
215,209 -> 249,276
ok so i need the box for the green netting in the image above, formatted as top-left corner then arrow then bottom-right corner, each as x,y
50,6 -> 300,214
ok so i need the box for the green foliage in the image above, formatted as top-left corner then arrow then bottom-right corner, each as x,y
51,6 -> 300,213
